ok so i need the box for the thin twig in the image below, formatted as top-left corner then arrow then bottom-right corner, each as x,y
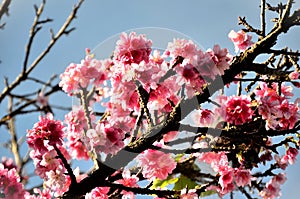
0,0 -> 85,103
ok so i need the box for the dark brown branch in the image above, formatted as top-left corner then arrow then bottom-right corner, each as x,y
54,145 -> 77,188
238,16 -> 262,36
261,0 -> 266,37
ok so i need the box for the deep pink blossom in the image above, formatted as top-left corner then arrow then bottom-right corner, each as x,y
218,95 -> 254,125
228,30 -> 253,52
27,113 -> 65,153
137,149 -> 176,180
282,147 -> 298,165
259,173 -> 286,199
289,71 -> 299,80
114,32 -> 152,64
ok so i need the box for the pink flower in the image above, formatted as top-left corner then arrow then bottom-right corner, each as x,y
167,38 -> 198,59
180,189 -> 198,199
59,52 -> 109,95
86,123 -> 125,155
282,147 -> 298,165
37,92 -> 49,107
114,32 -> 152,64
289,71 -> 299,80
259,174 -> 286,199
0,164 -> 26,199
27,113 -> 64,153
85,187 -> 110,199
199,152 -> 229,172
40,149 -> 60,170
206,45 -> 232,77
191,109 -> 214,127
137,149 -> 176,180
219,169 -> 234,190
228,30 -> 254,52
234,168 -> 252,187
218,95 -> 254,125
116,170 -> 139,199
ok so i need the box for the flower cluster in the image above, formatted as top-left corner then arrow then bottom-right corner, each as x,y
59,50 -> 111,95
0,163 -> 26,199
27,114 -> 69,195
255,82 -> 300,130
259,173 -> 287,199
137,149 -> 177,180
199,152 -> 252,196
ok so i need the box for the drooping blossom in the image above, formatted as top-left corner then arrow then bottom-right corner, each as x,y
234,168 -> 252,187
228,30 -> 254,52
27,113 -> 65,153
259,173 -> 287,199
137,149 -> 176,180
281,147 -> 298,165
114,32 -> 152,65
289,71 -> 299,80
206,44 -> 232,77
85,187 -> 110,199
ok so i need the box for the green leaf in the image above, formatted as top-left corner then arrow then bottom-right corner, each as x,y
173,175 -> 198,191
151,175 -> 179,189
200,190 -> 217,198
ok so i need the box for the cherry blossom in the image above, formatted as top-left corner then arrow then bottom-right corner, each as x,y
85,187 -> 110,199
137,149 -> 176,180
114,32 -> 152,65
217,95 -> 254,125
0,164 -> 26,199
27,113 -> 65,153
228,30 -> 254,52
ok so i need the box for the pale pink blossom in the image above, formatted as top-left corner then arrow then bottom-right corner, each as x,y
137,149 -> 176,180
289,71 -> 299,80
191,109 -> 214,127
228,30 -> 254,52
206,44 -> 232,77
37,92 -> 49,107
114,32 -> 152,64
40,149 -> 60,170
167,38 -> 198,59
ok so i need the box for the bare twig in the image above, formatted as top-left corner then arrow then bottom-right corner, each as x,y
0,0 -> 85,103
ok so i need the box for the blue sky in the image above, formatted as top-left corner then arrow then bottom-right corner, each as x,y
1,0 -> 300,198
